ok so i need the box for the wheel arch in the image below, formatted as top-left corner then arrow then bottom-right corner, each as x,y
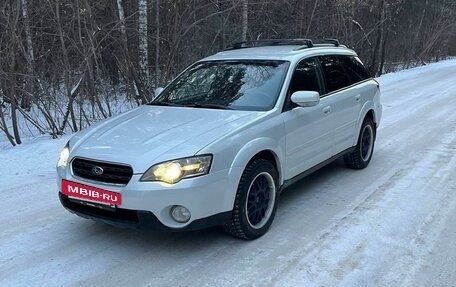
246,150 -> 281,183
229,138 -> 284,185
353,103 -> 378,145
224,145 -> 282,239
365,109 -> 377,137
365,109 -> 377,128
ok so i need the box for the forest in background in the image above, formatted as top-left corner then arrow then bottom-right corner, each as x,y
0,0 -> 455,146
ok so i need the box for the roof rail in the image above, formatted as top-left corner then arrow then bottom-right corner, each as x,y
294,38 -> 340,51
223,38 -> 340,51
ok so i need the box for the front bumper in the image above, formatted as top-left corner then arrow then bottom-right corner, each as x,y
59,192 -> 231,231
57,166 -> 244,229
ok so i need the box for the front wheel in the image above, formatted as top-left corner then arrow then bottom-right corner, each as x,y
344,118 -> 376,169
224,159 -> 279,240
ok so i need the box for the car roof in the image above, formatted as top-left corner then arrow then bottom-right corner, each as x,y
201,45 -> 358,63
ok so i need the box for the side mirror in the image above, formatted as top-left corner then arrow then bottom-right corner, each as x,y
154,87 -> 164,98
290,91 -> 320,107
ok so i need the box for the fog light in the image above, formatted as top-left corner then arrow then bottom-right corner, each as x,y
170,205 -> 191,223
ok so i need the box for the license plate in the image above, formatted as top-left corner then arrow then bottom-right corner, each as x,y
62,180 -> 122,206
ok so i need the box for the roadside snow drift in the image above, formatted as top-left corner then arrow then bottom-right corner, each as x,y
1,60 -> 455,287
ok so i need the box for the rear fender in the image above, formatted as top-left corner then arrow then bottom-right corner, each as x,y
353,102 -> 377,145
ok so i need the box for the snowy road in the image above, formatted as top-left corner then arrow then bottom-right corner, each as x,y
1,60 -> 455,287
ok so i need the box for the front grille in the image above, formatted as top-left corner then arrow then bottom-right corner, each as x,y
71,158 -> 133,185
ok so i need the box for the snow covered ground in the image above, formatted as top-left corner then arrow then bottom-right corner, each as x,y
1,60 -> 455,287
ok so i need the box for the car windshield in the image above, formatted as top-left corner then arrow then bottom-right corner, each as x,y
152,60 -> 289,111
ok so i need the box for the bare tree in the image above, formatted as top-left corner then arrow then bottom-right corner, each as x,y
54,0 -> 79,133
155,0 -> 160,87
117,0 -> 127,39
0,104 -> 16,146
138,0 -> 150,99
0,0 -> 455,146
305,0 -> 319,37
116,0 -> 141,103
241,0 -> 248,41
20,0 -> 34,110
7,0 -> 21,144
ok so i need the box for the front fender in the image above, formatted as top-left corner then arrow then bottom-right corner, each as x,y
229,137 -> 284,184
218,138 -> 284,211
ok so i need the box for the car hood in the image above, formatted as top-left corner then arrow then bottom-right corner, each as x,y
71,105 -> 261,173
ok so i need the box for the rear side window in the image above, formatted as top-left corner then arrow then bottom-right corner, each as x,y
319,56 -> 350,93
339,56 -> 371,84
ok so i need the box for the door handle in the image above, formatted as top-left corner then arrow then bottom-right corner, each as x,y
322,106 -> 331,114
355,95 -> 361,102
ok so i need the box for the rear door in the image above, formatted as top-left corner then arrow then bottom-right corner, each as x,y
318,55 -> 369,155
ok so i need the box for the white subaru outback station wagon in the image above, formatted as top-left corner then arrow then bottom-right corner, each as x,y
57,39 -> 382,239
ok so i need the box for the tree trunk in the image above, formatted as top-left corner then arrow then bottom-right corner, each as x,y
21,0 -> 34,64
305,0 -> 319,37
0,105 -> 16,146
241,0 -> 248,41
20,0 -> 34,110
116,0 -> 142,103
55,0 -> 78,133
138,0 -> 150,100
370,0 -> 385,75
412,0 -> 428,60
9,80 -> 21,145
155,0 -> 160,87
117,0 -> 127,45
80,0 -> 108,120
9,0 -> 21,144
378,28 -> 389,76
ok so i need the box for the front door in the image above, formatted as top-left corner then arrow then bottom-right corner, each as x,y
281,57 -> 334,180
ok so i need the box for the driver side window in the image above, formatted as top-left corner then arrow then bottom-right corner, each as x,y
284,57 -> 323,111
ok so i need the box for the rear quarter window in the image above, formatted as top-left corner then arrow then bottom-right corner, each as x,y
319,55 -> 351,93
339,56 -> 372,84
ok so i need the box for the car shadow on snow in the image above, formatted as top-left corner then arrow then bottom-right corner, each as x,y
68,216 -> 236,250
270,158 -> 356,232
66,158 -> 350,249
278,158 -> 347,204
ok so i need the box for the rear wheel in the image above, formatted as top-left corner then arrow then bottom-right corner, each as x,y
344,118 -> 376,169
224,159 -> 278,240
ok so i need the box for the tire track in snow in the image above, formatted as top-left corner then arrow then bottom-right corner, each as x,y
1,60 -> 456,287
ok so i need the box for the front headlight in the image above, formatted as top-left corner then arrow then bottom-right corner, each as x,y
57,142 -> 70,168
140,155 -> 212,184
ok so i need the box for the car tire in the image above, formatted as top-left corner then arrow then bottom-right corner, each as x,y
223,159 -> 279,240
344,118 -> 376,169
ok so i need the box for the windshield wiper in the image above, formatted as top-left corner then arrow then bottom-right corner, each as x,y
148,101 -> 231,110
147,101 -> 184,107
183,103 -> 231,110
